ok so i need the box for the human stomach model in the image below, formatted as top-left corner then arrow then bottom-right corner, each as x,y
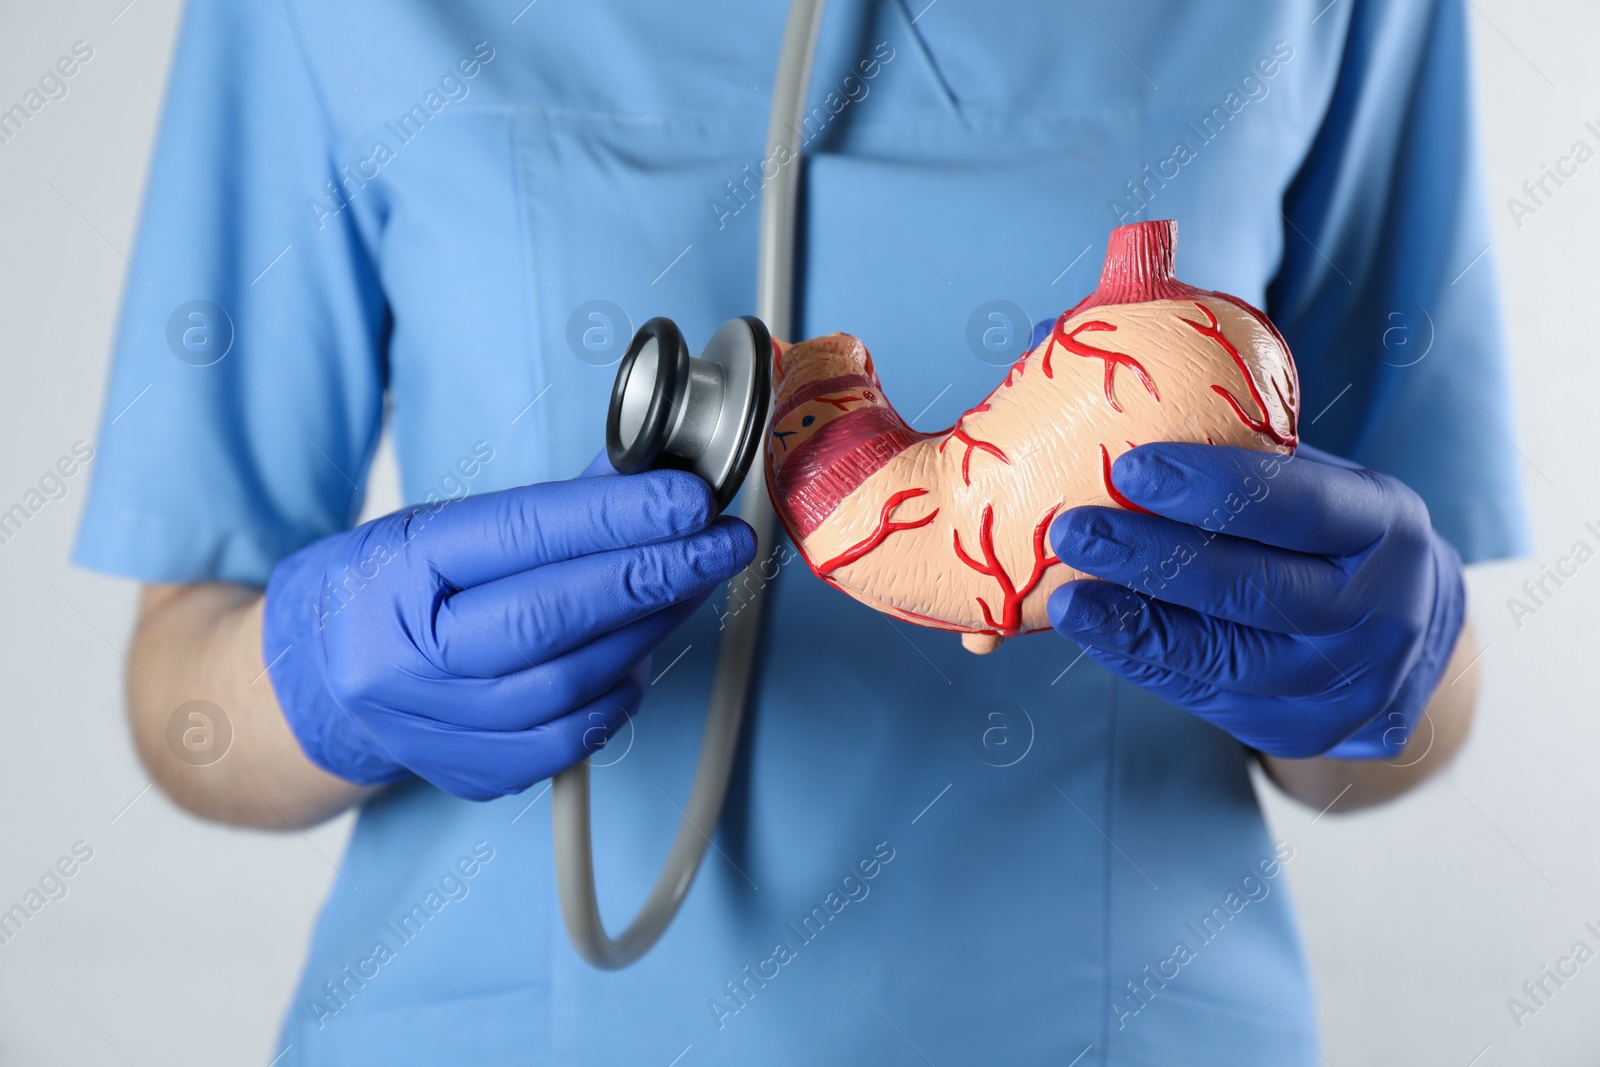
763,219 -> 1300,654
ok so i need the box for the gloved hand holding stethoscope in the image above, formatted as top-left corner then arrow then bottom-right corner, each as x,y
263,310 -> 780,969
261,453 -> 755,800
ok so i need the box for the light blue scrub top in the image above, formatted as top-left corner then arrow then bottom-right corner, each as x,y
77,0 -> 1528,1063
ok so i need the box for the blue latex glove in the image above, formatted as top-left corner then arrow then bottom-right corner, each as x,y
262,456 -> 755,800
1028,318 -> 1054,351
1047,442 -> 1465,760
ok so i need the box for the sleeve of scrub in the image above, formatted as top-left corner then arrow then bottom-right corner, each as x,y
1265,0 -> 1529,564
72,0 -> 387,586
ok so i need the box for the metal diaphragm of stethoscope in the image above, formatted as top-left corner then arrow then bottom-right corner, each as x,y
550,315 -> 774,970
549,0 -> 827,971
605,316 -> 773,509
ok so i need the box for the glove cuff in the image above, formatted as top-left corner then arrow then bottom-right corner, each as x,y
1323,533 -> 1467,761
262,540 -> 409,787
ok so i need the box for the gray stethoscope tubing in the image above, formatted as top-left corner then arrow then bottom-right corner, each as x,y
550,0 -> 828,970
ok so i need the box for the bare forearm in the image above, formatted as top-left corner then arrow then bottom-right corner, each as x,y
128,583 -> 375,829
1262,619 -> 1480,814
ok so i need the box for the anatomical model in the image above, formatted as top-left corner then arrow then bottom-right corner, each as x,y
764,219 -> 1300,653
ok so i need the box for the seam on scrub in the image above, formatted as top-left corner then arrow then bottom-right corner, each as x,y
441,103 -> 761,126
1098,673 -> 1120,1064
509,115 -> 552,478
889,0 -> 962,114
447,101 -> 1164,127
269,0 -> 388,529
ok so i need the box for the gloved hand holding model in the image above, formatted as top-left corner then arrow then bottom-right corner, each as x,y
1048,442 -> 1466,760
262,456 -> 755,800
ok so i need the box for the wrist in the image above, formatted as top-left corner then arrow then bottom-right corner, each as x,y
262,540 -> 408,787
1323,533 -> 1467,761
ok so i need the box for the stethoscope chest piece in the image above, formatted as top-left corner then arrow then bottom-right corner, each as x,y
561,0 -> 823,972
607,316 -> 773,512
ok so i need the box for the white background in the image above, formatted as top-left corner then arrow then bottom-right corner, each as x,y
0,1 -> 1595,1064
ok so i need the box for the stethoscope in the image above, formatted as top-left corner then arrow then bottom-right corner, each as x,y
549,0 -> 827,969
